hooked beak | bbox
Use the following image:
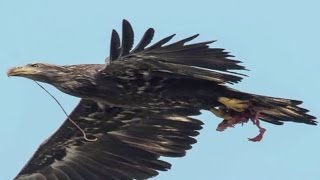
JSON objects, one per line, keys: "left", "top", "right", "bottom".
{"left": 7, "top": 66, "right": 36, "bottom": 77}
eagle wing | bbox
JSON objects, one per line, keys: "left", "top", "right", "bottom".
{"left": 15, "top": 99, "right": 203, "bottom": 180}
{"left": 102, "top": 20, "right": 316, "bottom": 137}
{"left": 105, "top": 19, "right": 246, "bottom": 85}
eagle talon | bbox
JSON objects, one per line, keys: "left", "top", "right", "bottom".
{"left": 210, "top": 107, "right": 232, "bottom": 120}
{"left": 216, "top": 114, "right": 249, "bottom": 132}
{"left": 215, "top": 107, "right": 268, "bottom": 142}
{"left": 248, "top": 128, "right": 266, "bottom": 142}
{"left": 248, "top": 109, "right": 266, "bottom": 142}
{"left": 218, "top": 97, "right": 251, "bottom": 112}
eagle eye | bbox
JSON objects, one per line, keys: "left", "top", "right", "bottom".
{"left": 29, "top": 63, "right": 40, "bottom": 68}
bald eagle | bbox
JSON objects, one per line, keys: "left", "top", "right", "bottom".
{"left": 8, "top": 20, "right": 316, "bottom": 180}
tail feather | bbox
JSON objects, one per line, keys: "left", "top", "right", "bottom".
{"left": 212, "top": 91, "right": 316, "bottom": 142}
{"left": 252, "top": 95, "right": 317, "bottom": 125}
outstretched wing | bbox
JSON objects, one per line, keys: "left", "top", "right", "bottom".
{"left": 15, "top": 100, "right": 203, "bottom": 180}
{"left": 102, "top": 19, "right": 316, "bottom": 137}
{"left": 105, "top": 19, "right": 246, "bottom": 85}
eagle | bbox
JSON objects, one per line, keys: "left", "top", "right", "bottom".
{"left": 8, "top": 20, "right": 316, "bottom": 180}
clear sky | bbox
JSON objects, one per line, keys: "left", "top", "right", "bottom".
{"left": 1, "top": 0, "right": 319, "bottom": 179}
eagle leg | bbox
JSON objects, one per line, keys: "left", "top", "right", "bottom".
{"left": 216, "top": 116, "right": 249, "bottom": 131}
{"left": 218, "top": 97, "right": 250, "bottom": 112}
{"left": 215, "top": 112, "right": 250, "bottom": 132}
{"left": 213, "top": 106, "right": 267, "bottom": 142}
{"left": 248, "top": 110, "right": 266, "bottom": 142}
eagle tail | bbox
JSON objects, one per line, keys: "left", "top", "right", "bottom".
{"left": 212, "top": 91, "right": 316, "bottom": 141}
{"left": 250, "top": 94, "right": 317, "bottom": 125}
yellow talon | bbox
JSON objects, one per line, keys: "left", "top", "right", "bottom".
{"left": 210, "top": 107, "right": 232, "bottom": 120}
{"left": 218, "top": 97, "right": 250, "bottom": 112}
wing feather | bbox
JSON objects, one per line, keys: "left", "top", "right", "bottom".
{"left": 104, "top": 20, "right": 246, "bottom": 84}
{"left": 131, "top": 28, "right": 155, "bottom": 53}
{"left": 145, "top": 34, "right": 176, "bottom": 51}
{"left": 119, "top": 19, "right": 134, "bottom": 57}
{"left": 109, "top": 30, "right": 121, "bottom": 62}
{"left": 15, "top": 100, "right": 203, "bottom": 180}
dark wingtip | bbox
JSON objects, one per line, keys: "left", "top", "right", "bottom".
{"left": 190, "top": 34, "right": 200, "bottom": 39}
{"left": 120, "top": 19, "right": 134, "bottom": 57}
{"left": 122, "top": 19, "right": 130, "bottom": 26}
{"left": 146, "top": 34, "right": 176, "bottom": 51}
{"left": 184, "top": 34, "right": 200, "bottom": 43}
{"left": 109, "top": 29, "right": 121, "bottom": 61}
{"left": 132, "top": 28, "right": 155, "bottom": 53}
{"left": 161, "top": 34, "right": 200, "bottom": 49}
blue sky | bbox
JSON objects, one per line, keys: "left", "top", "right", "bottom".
{"left": 1, "top": 0, "right": 320, "bottom": 179}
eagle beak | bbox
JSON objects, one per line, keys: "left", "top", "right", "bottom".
{"left": 7, "top": 67, "right": 35, "bottom": 77}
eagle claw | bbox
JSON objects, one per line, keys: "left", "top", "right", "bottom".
{"left": 214, "top": 107, "right": 267, "bottom": 142}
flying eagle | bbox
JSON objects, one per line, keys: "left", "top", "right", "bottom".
{"left": 8, "top": 20, "right": 316, "bottom": 180}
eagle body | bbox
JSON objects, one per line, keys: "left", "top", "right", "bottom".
{"left": 51, "top": 64, "right": 103, "bottom": 98}
{"left": 53, "top": 62, "right": 227, "bottom": 110}
{"left": 8, "top": 20, "right": 316, "bottom": 180}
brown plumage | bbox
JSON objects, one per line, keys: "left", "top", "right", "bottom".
{"left": 8, "top": 19, "right": 316, "bottom": 180}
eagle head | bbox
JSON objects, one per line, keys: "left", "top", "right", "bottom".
{"left": 7, "top": 63, "right": 68, "bottom": 83}
{"left": 7, "top": 63, "right": 101, "bottom": 97}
